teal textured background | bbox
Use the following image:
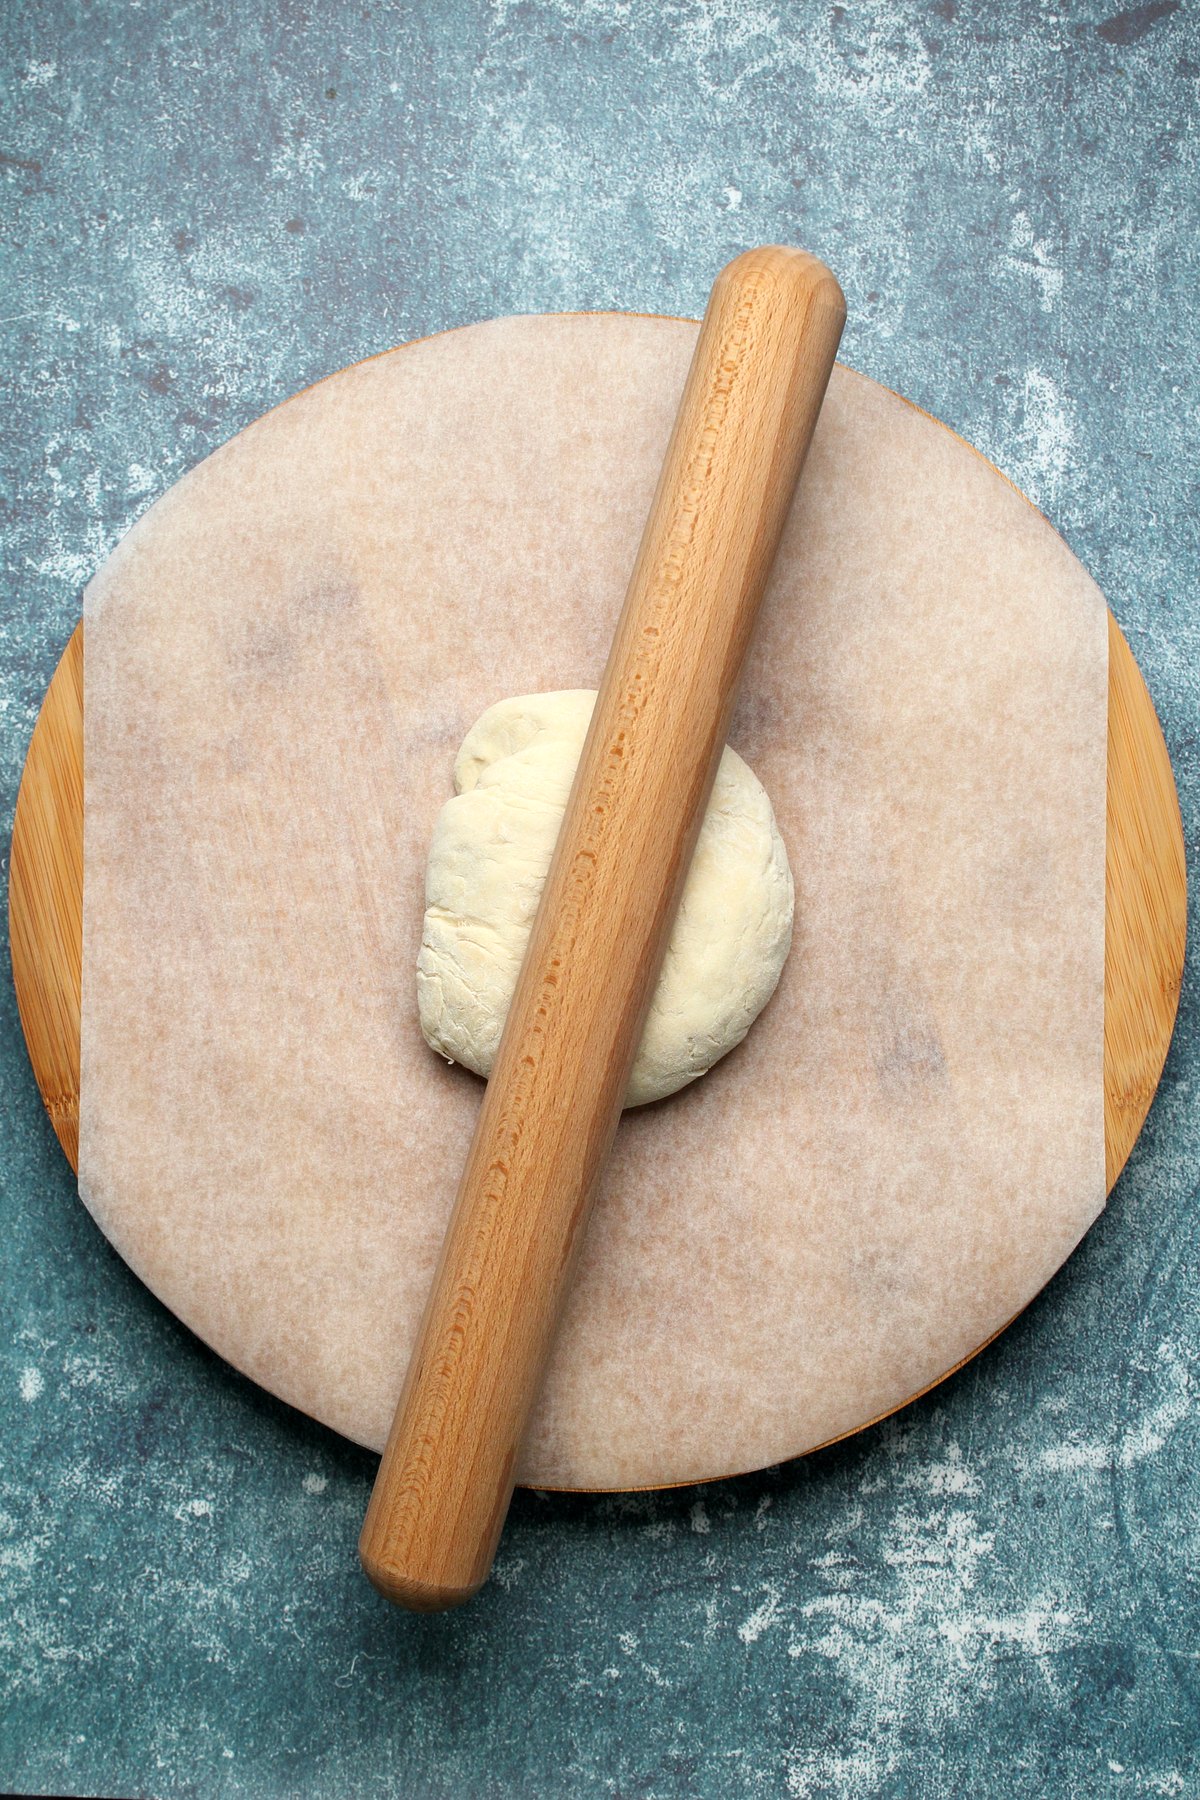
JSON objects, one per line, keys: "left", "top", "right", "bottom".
{"left": 2, "top": 3, "right": 1197, "bottom": 1796}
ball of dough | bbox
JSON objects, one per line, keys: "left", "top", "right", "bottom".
{"left": 417, "top": 691, "right": 794, "bottom": 1107}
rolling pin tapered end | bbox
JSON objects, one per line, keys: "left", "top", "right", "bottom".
{"left": 359, "top": 1546, "right": 482, "bottom": 1613}
{"left": 719, "top": 243, "right": 846, "bottom": 318}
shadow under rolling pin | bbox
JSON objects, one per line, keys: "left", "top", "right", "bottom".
{"left": 359, "top": 245, "right": 846, "bottom": 1610}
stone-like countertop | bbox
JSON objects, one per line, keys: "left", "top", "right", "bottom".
{"left": 1, "top": 4, "right": 1196, "bottom": 1796}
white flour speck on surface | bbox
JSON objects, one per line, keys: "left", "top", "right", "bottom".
{"left": 333, "top": 1652, "right": 379, "bottom": 1689}
{"left": 778, "top": 1431, "right": 1089, "bottom": 1789}
{"left": 126, "top": 463, "right": 160, "bottom": 497}
{"left": 904, "top": 1441, "right": 980, "bottom": 1497}
{"left": 492, "top": 1556, "right": 526, "bottom": 1590}
{"left": 301, "top": 1473, "right": 327, "bottom": 1495}
{"left": 1003, "top": 211, "right": 1065, "bottom": 313}
{"left": 1006, "top": 369, "right": 1075, "bottom": 511}
{"left": 172, "top": 1498, "right": 214, "bottom": 1523}
{"left": 1037, "top": 1339, "right": 1193, "bottom": 1474}
{"left": 1038, "top": 1437, "right": 1113, "bottom": 1473}
{"left": 738, "top": 1582, "right": 782, "bottom": 1646}
{"left": 786, "top": 1742, "right": 889, "bottom": 1798}
{"left": 19, "top": 1367, "right": 44, "bottom": 1403}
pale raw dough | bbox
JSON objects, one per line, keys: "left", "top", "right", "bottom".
{"left": 417, "top": 690, "right": 795, "bottom": 1107}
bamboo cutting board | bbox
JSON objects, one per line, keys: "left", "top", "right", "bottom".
{"left": 6, "top": 339, "right": 1187, "bottom": 1488}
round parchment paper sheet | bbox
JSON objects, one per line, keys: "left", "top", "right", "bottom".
{"left": 79, "top": 314, "right": 1108, "bottom": 1491}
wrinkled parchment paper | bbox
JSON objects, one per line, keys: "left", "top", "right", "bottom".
{"left": 80, "top": 315, "right": 1107, "bottom": 1489}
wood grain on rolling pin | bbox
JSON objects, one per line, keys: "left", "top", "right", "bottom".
{"left": 360, "top": 247, "right": 847, "bottom": 1607}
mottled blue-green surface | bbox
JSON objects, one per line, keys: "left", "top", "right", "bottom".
{"left": 2, "top": 3, "right": 1198, "bottom": 1796}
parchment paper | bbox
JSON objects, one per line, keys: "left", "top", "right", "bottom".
{"left": 80, "top": 314, "right": 1107, "bottom": 1489}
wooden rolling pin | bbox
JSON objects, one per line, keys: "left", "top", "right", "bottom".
{"left": 359, "top": 246, "right": 846, "bottom": 1609}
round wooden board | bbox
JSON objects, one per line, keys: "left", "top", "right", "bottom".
{"left": 7, "top": 382, "right": 1187, "bottom": 1489}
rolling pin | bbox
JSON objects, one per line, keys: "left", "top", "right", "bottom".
{"left": 359, "top": 245, "right": 846, "bottom": 1609}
